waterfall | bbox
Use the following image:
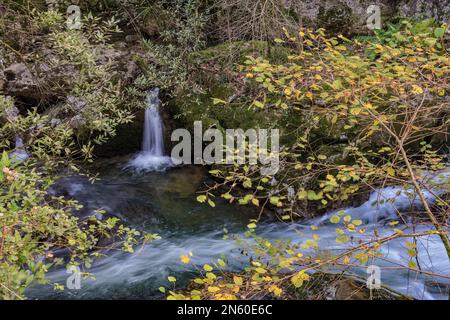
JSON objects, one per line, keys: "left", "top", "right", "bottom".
{"left": 126, "top": 88, "right": 173, "bottom": 172}
{"left": 142, "top": 88, "right": 164, "bottom": 156}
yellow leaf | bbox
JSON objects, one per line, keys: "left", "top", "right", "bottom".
{"left": 387, "top": 167, "right": 395, "bottom": 177}
{"left": 411, "top": 85, "right": 423, "bottom": 95}
{"left": 291, "top": 270, "right": 310, "bottom": 288}
{"left": 330, "top": 215, "right": 340, "bottom": 224}
{"left": 350, "top": 108, "right": 361, "bottom": 115}
{"left": 336, "top": 235, "right": 349, "bottom": 243}
{"left": 297, "top": 190, "right": 308, "bottom": 200}
{"left": 218, "top": 259, "right": 226, "bottom": 267}
{"left": 254, "top": 267, "right": 267, "bottom": 274}
{"left": 212, "top": 98, "right": 227, "bottom": 105}
{"left": 208, "top": 286, "right": 220, "bottom": 293}
{"left": 206, "top": 272, "right": 216, "bottom": 280}
{"left": 180, "top": 255, "right": 190, "bottom": 264}
{"left": 203, "top": 264, "right": 213, "bottom": 272}
{"left": 233, "top": 276, "right": 243, "bottom": 286}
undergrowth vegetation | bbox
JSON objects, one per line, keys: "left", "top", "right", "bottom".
{"left": 199, "top": 20, "right": 449, "bottom": 220}
{"left": 0, "top": 2, "right": 158, "bottom": 299}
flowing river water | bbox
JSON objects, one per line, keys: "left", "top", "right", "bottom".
{"left": 26, "top": 90, "right": 449, "bottom": 300}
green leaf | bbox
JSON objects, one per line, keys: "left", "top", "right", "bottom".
{"left": 434, "top": 27, "right": 445, "bottom": 38}
{"left": 222, "top": 193, "right": 232, "bottom": 200}
{"left": 253, "top": 101, "right": 264, "bottom": 108}
{"left": 207, "top": 199, "right": 216, "bottom": 207}
{"left": 307, "top": 190, "right": 322, "bottom": 200}
{"left": 243, "top": 179, "right": 252, "bottom": 188}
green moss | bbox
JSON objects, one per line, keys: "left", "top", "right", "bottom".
{"left": 190, "top": 40, "right": 295, "bottom": 67}
{"left": 168, "top": 83, "right": 268, "bottom": 133}
{"left": 167, "top": 40, "right": 298, "bottom": 138}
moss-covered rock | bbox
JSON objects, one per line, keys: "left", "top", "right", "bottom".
{"left": 190, "top": 40, "right": 294, "bottom": 67}
{"left": 317, "top": 3, "right": 356, "bottom": 35}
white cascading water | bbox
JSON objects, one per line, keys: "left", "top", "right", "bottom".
{"left": 142, "top": 88, "right": 164, "bottom": 156}
{"left": 126, "top": 88, "right": 172, "bottom": 172}
{"left": 9, "top": 135, "right": 29, "bottom": 163}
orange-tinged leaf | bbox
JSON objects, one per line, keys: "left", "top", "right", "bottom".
{"left": 180, "top": 255, "right": 190, "bottom": 264}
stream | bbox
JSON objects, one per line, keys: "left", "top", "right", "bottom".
{"left": 25, "top": 90, "right": 449, "bottom": 300}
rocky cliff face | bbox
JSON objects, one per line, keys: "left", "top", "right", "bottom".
{"left": 283, "top": 0, "right": 449, "bottom": 35}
